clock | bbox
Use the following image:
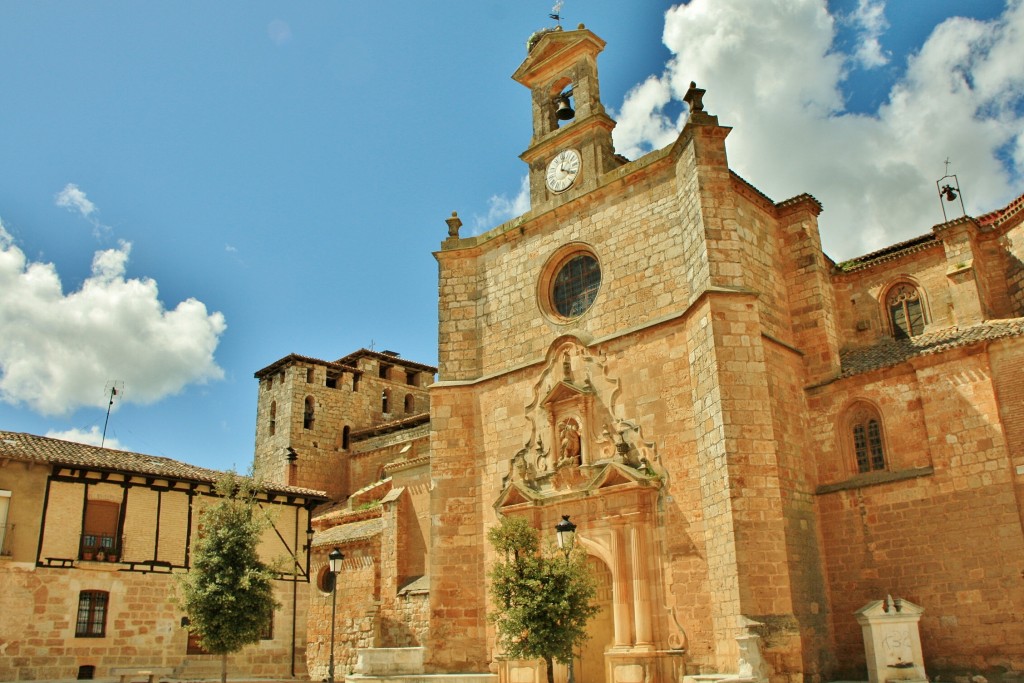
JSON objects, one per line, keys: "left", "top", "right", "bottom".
{"left": 545, "top": 149, "right": 581, "bottom": 193}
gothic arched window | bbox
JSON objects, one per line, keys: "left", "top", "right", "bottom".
{"left": 886, "top": 282, "right": 925, "bottom": 339}
{"left": 845, "top": 403, "right": 887, "bottom": 474}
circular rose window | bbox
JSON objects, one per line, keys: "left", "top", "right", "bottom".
{"left": 551, "top": 252, "right": 601, "bottom": 318}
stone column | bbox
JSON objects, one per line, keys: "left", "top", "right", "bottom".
{"left": 610, "top": 525, "right": 634, "bottom": 648}
{"left": 629, "top": 525, "right": 653, "bottom": 648}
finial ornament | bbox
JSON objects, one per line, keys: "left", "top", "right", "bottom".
{"left": 683, "top": 81, "right": 705, "bottom": 113}
{"left": 445, "top": 211, "right": 462, "bottom": 238}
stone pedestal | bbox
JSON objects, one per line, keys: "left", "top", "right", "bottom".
{"left": 855, "top": 597, "right": 927, "bottom": 683}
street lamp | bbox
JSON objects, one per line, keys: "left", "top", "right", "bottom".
{"left": 554, "top": 515, "right": 578, "bottom": 683}
{"left": 555, "top": 515, "right": 576, "bottom": 558}
{"left": 327, "top": 547, "right": 344, "bottom": 683}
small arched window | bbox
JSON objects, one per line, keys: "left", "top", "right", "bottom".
{"left": 404, "top": 394, "right": 415, "bottom": 413}
{"left": 303, "top": 396, "right": 315, "bottom": 430}
{"left": 886, "top": 282, "right": 925, "bottom": 339}
{"left": 269, "top": 401, "right": 277, "bottom": 436}
{"left": 845, "top": 402, "right": 887, "bottom": 474}
{"left": 342, "top": 426, "right": 350, "bottom": 450}
{"left": 382, "top": 389, "right": 391, "bottom": 414}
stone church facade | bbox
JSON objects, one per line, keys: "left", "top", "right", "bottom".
{"left": 254, "top": 26, "right": 1024, "bottom": 683}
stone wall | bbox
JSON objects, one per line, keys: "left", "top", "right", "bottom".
{"left": 809, "top": 346, "right": 1024, "bottom": 678}
{"left": 254, "top": 357, "right": 431, "bottom": 499}
{"left": 0, "top": 563, "right": 308, "bottom": 681}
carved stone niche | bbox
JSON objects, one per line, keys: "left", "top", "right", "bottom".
{"left": 544, "top": 380, "right": 593, "bottom": 469}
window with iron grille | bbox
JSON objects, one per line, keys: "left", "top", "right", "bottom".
{"left": 851, "top": 417, "right": 884, "bottom": 475}
{"left": 75, "top": 591, "right": 108, "bottom": 638}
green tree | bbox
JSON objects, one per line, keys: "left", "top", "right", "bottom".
{"left": 487, "top": 516, "right": 599, "bottom": 683}
{"left": 176, "top": 473, "right": 279, "bottom": 683}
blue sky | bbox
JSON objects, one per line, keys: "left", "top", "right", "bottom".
{"left": 1, "top": 1, "right": 1021, "bottom": 473}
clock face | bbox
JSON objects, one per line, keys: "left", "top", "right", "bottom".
{"left": 545, "top": 149, "right": 581, "bottom": 193}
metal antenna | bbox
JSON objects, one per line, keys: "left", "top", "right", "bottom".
{"left": 101, "top": 381, "right": 124, "bottom": 448}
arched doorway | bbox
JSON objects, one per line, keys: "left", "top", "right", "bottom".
{"left": 576, "top": 555, "right": 613, "bottom": 683}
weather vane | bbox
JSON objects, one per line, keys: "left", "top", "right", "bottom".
{"left": 550, "top": 0, "right": 564, "bottom": 26}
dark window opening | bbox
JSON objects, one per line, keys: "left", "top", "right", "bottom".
{"left": 352, "top": 374, "right": 360, "bottom": 392}
{"left": 75, "top": 591, "right": 108, "bottom": 638}
{"left": 304, "top": 396, "right": 315, "bottom": 430}
{"left": 342, "top": 426, "right": 350, "bottom": 450}
{"left": 306, "top": 367, "right": 315, "bottom": 383}
{"left": 379, "top": 364, "right": 391, "bottom": 380}
{"left": 269, "top": 401, "right": 276, "bottom": 436}
{"left": 382, "top": 390, "right": 390, "bottom": 414}
{"left": 404, "top": 394, "right": 415, "bottom": 413}
{"left": 406, "top": 371, "right": 418, "bottom": 386}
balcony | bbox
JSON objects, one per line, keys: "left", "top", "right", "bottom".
{"left": 79, "top": 533, "right": 123, "bottom": 562}
{"left": 0, "top": 523, "right": 13, "bottom": 557}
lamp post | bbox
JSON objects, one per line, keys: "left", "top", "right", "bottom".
{"left": 327, "top": 547, "right": 344, "bottom": 683}
{"left": 555, "top": 514, "right": 576, "bottom": 558}
{"left": 554, "top": 515, "right": 577, "bottom": 683}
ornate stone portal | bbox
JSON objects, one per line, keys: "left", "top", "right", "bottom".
{"left": 494, "top": 339, "right": 685, "bottom": 683}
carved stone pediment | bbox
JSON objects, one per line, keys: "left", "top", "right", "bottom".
{"left": 497, "top": 337, "right": 664, "bottom": 508}
{"left": 542, "top": 380, "right": 592, "bottom": 407}
{"left": 496, "top": 460, "right": 661, "bottom": 513}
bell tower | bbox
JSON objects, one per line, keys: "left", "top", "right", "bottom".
{"left": 513, "top": 25, "right": 620, "bottom": 207}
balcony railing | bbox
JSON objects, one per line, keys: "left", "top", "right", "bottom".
{"left": 79, "top": 533, "right": 123, "bottom": 562}
{"left": 0, "top": 523, "right": 13, "bottom": 557}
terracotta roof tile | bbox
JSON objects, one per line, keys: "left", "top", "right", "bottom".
{"left": 0, "top": 431, "right": 327, "bottom": 499}
{"left": 312, "top": 517, "right": 384, "bottom": 546}
{"left": 839, "top": 319, "right": 1024, "bottom": 377}
{"left": 254, "top": 353, "right": 358, "bottom": 379}
{"left": 334, "top": 348, "right": 437, "bottom": 374}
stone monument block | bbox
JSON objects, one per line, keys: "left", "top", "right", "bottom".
{"left": 855, "top": 596, "right": 927, "bottom": 683}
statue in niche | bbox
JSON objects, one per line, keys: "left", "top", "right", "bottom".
{"left": 558, "top": 418, "right": 582, "bottom": 467}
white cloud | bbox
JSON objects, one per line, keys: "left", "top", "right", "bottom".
{"left": 55, "top": 183, "right": 96, "bottom": 217}
{"left": 847, "top": 0, "right": 890, "bottom": 68}
{"left": 46, "top": 426, "right": 126, "bottom": 451}
{"left": 474, "top": 174, "right": 532, "bottom": 233}
{"left": 0, "top": 219, "right": 227, "bottom": 416}
{"left": 55, "top": 183, "right": 111, "bottom": 238}
{"left": 613, "top": 0, "right": 1024, "bottom": 260}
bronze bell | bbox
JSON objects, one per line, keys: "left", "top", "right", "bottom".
{"left": 555, "top": 95, "right": 575, "bottom": 121}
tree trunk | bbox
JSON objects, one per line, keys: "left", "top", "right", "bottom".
{"left": 545, "top": 656, "right": 554, "bottom": 683}
{"left": 221, "top": 652, "right": 228, "bottom": 683}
